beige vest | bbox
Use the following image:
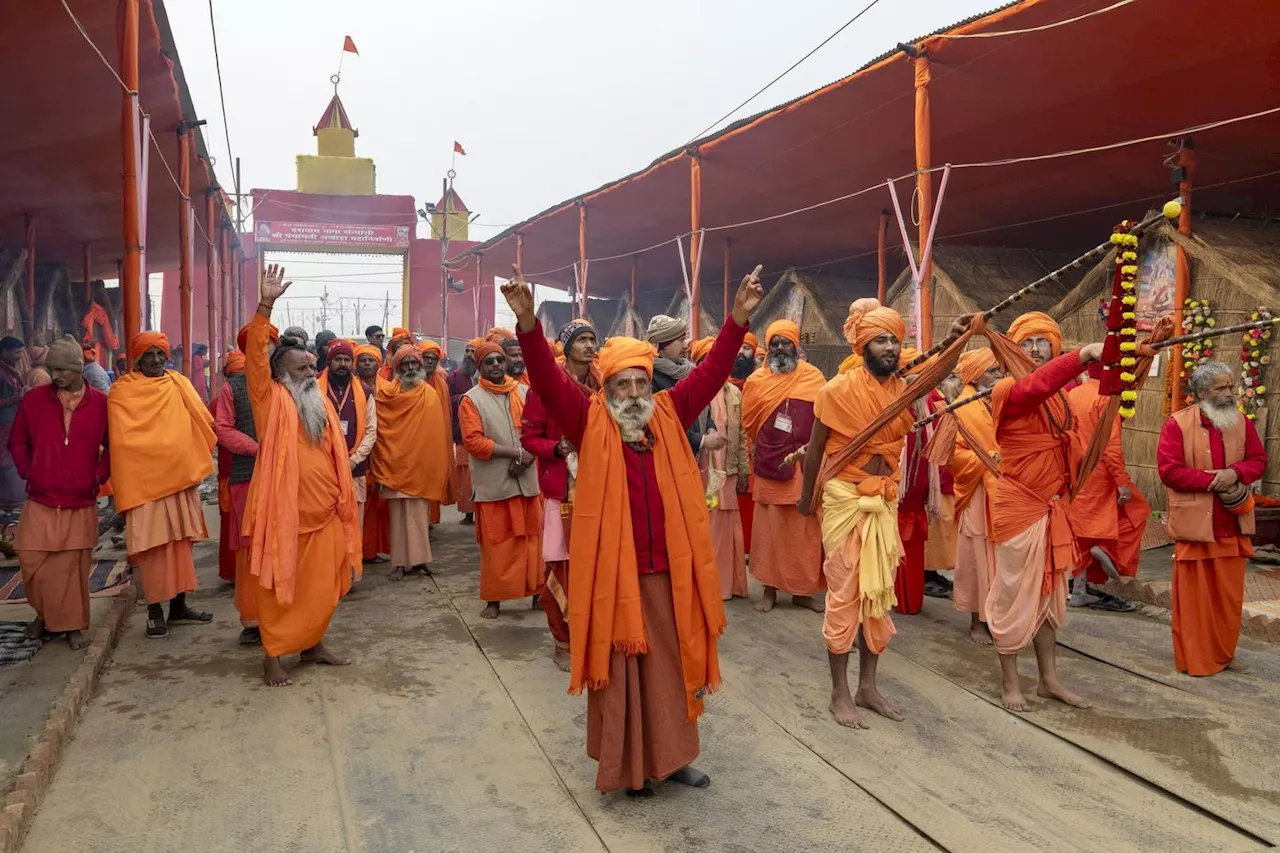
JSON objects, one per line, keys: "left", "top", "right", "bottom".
{"left": 1165, "top": 404, "right": 1255, "bottom": 542}
{"left": 464, "top": 384, "right": 539, "bottom": 503}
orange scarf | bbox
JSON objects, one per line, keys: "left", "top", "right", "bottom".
{"left": 813, "top": 367, "right": 915, "bottom": 501}
{"left": 243, "top": 382, "right": 360, "bottom": 606}
{"left": 477, "top": 375, "right": 525, "bottom": 424}
{"left": 429, "top": 370, "right": 455, "bottom": 502}
{"left": 950, "top": 384, "right": 1000, "bottom": 519}
{"left": 569, "top": 393, "right": 725, "bottom": 721}
{"left": 317, "top": 370, "right": 367, "bottom": 450}
{"left": 371, "top": 378, "right": 449, "bottom": 500}
{"left": 107, "top": 371, "right": 216, "bottom": 512}
{"left": 741, "top": 360, "right": 826, "bottom": 444}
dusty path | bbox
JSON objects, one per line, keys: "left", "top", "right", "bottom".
{"left": 21, "top": 512, "right": 1278, "bottom": 852}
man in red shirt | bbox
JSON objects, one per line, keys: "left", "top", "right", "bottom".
{"left": 9, "top": 337, "right": 110, "bottom": 650}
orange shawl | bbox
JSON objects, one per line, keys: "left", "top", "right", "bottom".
{"left": 569, "top": 393, "right": 724, "bottom": 722}
{"left": 107, "top": 370, "right": 216, "bottom": 512}
{"left": 741, "top": 360, "right": 826, "bottom": 443}
{"left": 813, "top": 367, "right": 914, "bottom": 501}
{"left": 430, "top": 368, "right": 455, "bottom": 502}
{"left": 951, "top": 384, "right": 1000, "bottom": 519}
{"left": 243, "top": 381, "right": 360, "bottom": 606}
{"left": 317, "top": 370, "right": 367, "bottom": 447}
{"left": 371, "top": 378, "right": 449, "bottom": 500}
{"left": 477, "top": 375, "right": 526, "bottom": 424}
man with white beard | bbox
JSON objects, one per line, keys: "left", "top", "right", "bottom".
{"left": 508, "top": 262, "right": 764, "bottom": 797}
{"left": 1158, "top": 360, "right": 1266, "bottom": 676}
{"left": 242, "top": 266, "right": 362, "bottom": 686}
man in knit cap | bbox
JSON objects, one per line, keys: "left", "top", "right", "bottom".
{"left": 646, "top": 314, "right": 714, "bottom": 455}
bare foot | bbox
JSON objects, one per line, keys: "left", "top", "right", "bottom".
{"left": 792, "top": 595, "right": 825, "bottom": 613}
{"left": 755, "top": 587, "right": 777, "bottom": 613}
{"left": 24, "top": 617, "right": 45, "bottom": 641}
{"left": 389, "top": 566, "right": 406, "bottom": 582}
{"left": 66, "top": 630, "right": 89, "bottom": 651}
{"left": 829, "top": 691, "right": 868, "bottom": 729}
{"left": 969, "top": 622, "right": 994, "bottom": 646}
{"left": 301, "top": 643, "right": 352, "bottom": 666}
{"left": 553, "top": 646, "right": 571, "bottom": 672}
{"left": 1036, "top": 681, "right": 1091, "bottom": 709}
{"left": 263, "top": 656, "right": 293, "bottom": 687}
{"left": 1226, "top": 657, "right": 1252, "bottom": 674}
{"left": 480, "top": 602, "right": 500, "bottom": 619}
{"left": 1002, "top": 685, "right": 1031, "bottom": 712}
{"left": 855, "top": 687, "right": 904, "bottom": 721}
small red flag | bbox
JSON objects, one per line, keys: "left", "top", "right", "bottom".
{"left": 453, "top": 141, "right": 467, "bottom": 156}
{"left": 343, "top": 36, "right": 359, "bottom": 55}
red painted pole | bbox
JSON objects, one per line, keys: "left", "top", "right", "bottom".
{"left": 178, "top": 129, "right": 193, "bottom": 378}
{"left": 206, "top": 191, "right": 219, "bottom": 397}
{"left": 689, "top": 153, "right": 702, "bottom": 337}
{"left": 120, "top": 0, "right": 141, "bottom": 349}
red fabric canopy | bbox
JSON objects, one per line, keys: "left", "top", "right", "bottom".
{"left": 461, "top": 0, "right": 1280, "bottom": 299}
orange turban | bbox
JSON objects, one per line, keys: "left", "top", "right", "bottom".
{"left": 853, "top": 307, "right": 905, "bottom": 351}
{"left": 486, "top": 327, "right": 514, "bottom": 344}
{"left": 473, "top": 341, "right": 504, "bottom": 364}
{"left": 764, "top": 320, "right": 800, "bottom": 348}
{"left": 466, "top": 337, "right": 485, "bottom": 349}
{"left": 224, "top": 350, "right": 247, "bottom": 375}
{"left": 743, "top": 332, "right": 759, "bottom": 350}
{"left": 754, "top": 346, "right": 766, "bottom": 358}
{"left": 842, "top": 297, "right": 882, "bottom": 347}
{"left": 391, "top": 346, "right": 423, "bottom": 371}
{"left": 957, "top": 348, "right": 997, "bottom": 385}
{"left": 689, "top": 336, "right": 715, "bottom": 364}
{"left": 238, "top": 322, "right": 279, "bottom": 353}
{"left": 596, "top": 337, "right": 656, "bottom": 382}
{"left": 128, "top": 331, "right": 170, "bottom": 364}
{"left": 354, "top": 344, "right": 382, "bottom": 365}
{"left": 1007, "top": 311, "right": 1062, "bottom": 357}
{"left": 418, "top": 340, "right": 443, "bottom": 358}
{"left": 391, "top": 327, "right": 411, "bottom": 340}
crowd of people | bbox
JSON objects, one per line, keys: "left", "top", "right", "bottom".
{"left": 2, "top": 260, "right": 1265, "bottom": 797}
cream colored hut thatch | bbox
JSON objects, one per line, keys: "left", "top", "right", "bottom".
{"left": 752, "top": 269, "right": 877, "bottom": 377}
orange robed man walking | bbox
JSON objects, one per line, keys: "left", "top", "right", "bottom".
{"left": 318, "top": 339, "right": 377, "bottom": 584}
{"left": 950, "top": 347, "right": 1002, "bottom": 645}
{"left": 1066, "top": 362, "right": 1150, "bottom": 609}
{"left": 244, "top": 266, "right": 362, "bottom": 686}
{"left": 742, "top": 319, "right": 828, "bottom": 613}
{"left": 460, "top": 341, "right": 543, "bottom": 618}
{"left": 108, "top": 332, "right": 216, "bottom": 639}
{"left": 508, "top": 262, "right": 763, "bottom": 796}
{"left": 987, "top": 312, "right": 1101, "bottom": 712}
{"left": 1158, "top": 361, "right": 1266, "bottom": 676}
{"left": 354, "top": 344, "right": 391, "bottom": 561}
{"left": 371, "top": 346, "right": 450, "bottom": 581}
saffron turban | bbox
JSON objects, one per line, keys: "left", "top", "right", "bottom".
{"left": 354, "top": 344, "right": 382, "bottom": 365}
{"left": 224, "top": 350, "right": 247, "bottom": 374}
{"left": 597, "top": 337, "right": 656, "bottom": 382}
{"left": 853, "top": 307, "right": 905, "bottom": 351}
{"left": 765, "top": 319, "right": 800, "bottom": 348}
{"left": 957, "top": 348, "right": 997, "bottom": 385}
{"left": 743, "top": 332, "right": 759, "bottom": 350}
{"left": 486, "top": 327, "right": 514, "bottom": 344}
{"left": 842, "top": 297, "right": 882, "bottom": 347}
{"left": 391, "top": 327, "right": 412, "bottom": 340}
{"left": 1007, "top": 311, "right": 1062, "bottom": 357}
{"left": 327, "top": 339, "right": 354, "bottom": 361}
{"left": 473, "top": 341, "right": 504, "bottom": 364}
{"left": 391, "top": 346, "right": 423, "bottom": 371}
{"left": 755, "top": 346, "right": 766, "bottom": 358}
{"left": 466, "top": 337, "right": 485, "bottom": 349}
{"left": 129, "top": 331, "right": 170, "bottom": 363}
{"left": 418, "top": 340, "right": 444, "bottom": 358}
{"left": 238, "top": 322, "right": 279, "bottom": 352}
{"left": 689, "top": 336, "right": 715, "bottom": 364}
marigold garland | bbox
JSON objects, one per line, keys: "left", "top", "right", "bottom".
{"left": 1180, "top": 297, "right": 1216, "bottom": 405}
{"left": 1237, "top": 306, "right": 1273, "bottom": 420}
{"left": 1101, "top": 221, "right": 1142, "bottom": 418}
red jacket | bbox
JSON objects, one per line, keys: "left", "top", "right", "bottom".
{"left": 9, "top": 384, "right": 110, "bottom": 508}
{"left": 522, "top": 371, "right": 598, "bottom": 501}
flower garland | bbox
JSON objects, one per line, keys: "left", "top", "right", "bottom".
{"left": 1103, "top": 221, "right": 1141, "bottom": 418}
{"left": 1238, "top": 307, "right": 1272, "bottom": 420}
{"left": 1180, "top": 297, "right": 1216, "bottom": 405}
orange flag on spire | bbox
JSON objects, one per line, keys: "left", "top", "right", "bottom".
{"left": 343, "top": 36, "right": 359, "bottom": 54}
{"left": 453, "top": 141, "right": 467, "bottom": 156}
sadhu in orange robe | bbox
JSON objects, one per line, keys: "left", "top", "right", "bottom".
{"left": 108, "top": 332, "right": 215, "bottom": 607}
{"left": 460, "top": 342, "right": 543, "bottom": 603}
{"left": 242, "top": 315, "right": 361, "bottom": 659}
{"left": 417, "top": 340, "right": 456, "bottom": 525}
{"left": 355, "top": 344, "right": 392, "bottom": 561}
{"left": 949, "top": 348, "right": 1001, "bottom": 624}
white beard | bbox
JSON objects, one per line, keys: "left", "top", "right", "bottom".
{"left": 1201, "top": 399, "right": 1242, "bottom": 432}
{"left": 606, "top": 394, "right": 655, "bottom": 444}
{"left": 768, "top": 352, "right": 798, "bottom": 374}
{"left": 285, "top": 376, "right": 328, "bottom": 442}
{"left": 399, "top": 371, "right": 424, "bottom": 389}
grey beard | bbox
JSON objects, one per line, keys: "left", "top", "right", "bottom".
{"left": 606, "top": 394, "right": 655, "bottom": 443}
{"left": 399, "top": 371, "right": 424, "bottom": 389}
{"left": 285, "top": 376, "right": 328, "bottom": 443}
{"left": 1202, "top": 398, "right": 1242, "bottom": 432}
{"left": 768, "top": 352, "right": 798, "bottom": 374}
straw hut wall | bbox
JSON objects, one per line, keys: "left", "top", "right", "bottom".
{"left": 885, "top": 245, "right": 1081, "bottom": 348}
{"left": 607, "top": 296, "right": 644, "bottom": 338}
{"left": 535, "top": 296, "right": 620, "bottom": 340}
{"left": 753, "top": 269, "right": 876, "bottom": 377}
{"left": 1049, "top": 215, "right": 1280, "bottom": 510}
{"left": 660, "top": 290, "right": 720, "bottom": 343}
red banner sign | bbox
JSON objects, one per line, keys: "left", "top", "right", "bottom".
{"left": 255, "top": 221, "right": 411, "bottom": 252}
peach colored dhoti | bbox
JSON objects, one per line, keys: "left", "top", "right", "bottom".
{"left": 952, "top": 484, "right": 995, "bottom": 622}
{"left": 15, "top": 502, "right": 97, "bottom": 632}
{"left": 820, "top": 482, "right": 898, "bottom": 656}
{"left": 986, "top": 514, "right": 1068, "bottom": 655}
{"left": 383, "top": 490, "right": 433, "bottom": 567}
{"left": 125, "top": 487, "right": 206, "bottom": 605}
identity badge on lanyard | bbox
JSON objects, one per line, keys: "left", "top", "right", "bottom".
{"left": 340, "top": 420, "right": 350, "bottom": 436}
{"left": 774, "top": 411, "right": 793, "bottom": 434}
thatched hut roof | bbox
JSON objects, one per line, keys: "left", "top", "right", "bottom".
{"left": 535, "top": 297, "right": 621, "bottom": 338}
{"left": 754, "top": 269, "right": 877, "bottom": 340}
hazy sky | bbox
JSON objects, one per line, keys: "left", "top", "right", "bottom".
{"left": 165, "top": 0, "right": 997, "bottom": 330}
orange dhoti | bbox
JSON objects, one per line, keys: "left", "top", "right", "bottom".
{"left": 362, "top": 478, "right": 390, "bottom": 561}
{"left": 234, "top": 549, "right": 257, "bottom": 624}
{"left": 925, "top": 493, "right": 955, "bottom": 571}
{"left": 587, "top": 572, "right": 700, "bottom": 792}
{"left": 429, "top": 500, "right": 441, "bottom": 525}
{"left": 711, "top": 501, "right": 747, "bottom": 601}
{"left": 256, "top": 515, "right": 348, "bottom": 658}
{"left": 1076, "top": 492, "right": 1150, "bottom": 584}
{"left": 1172, "top": 537, "right": 1250, "bottom": 676}
{"left": 386, "top": 492, "right": 433, "bottom": 567}
{"left": 126, "top": 487, "right": 206, "bottom": 605}
{"left": 952, "top": 484, "right": 995, "bottom": 622}
{"left": 750, "top": 470, "right": 823, "bottom": 596}
{"left": 894, "top": 508, "right": 927, "bottom": 615}
{"left": 821, "top": 518, "right": 898, "bottom": 655}
{"left": 15, "top": 502, "right": 96, "bottom": 632}
{"left": 453, "top": 443, "right": 474, "bottom": 514}
{"left": 820, "top": 481, "right": 898, "bottom": 656}
{"left": 476, "top": 495, "right": 543, "bottom": 601}
{"left": 987, "top": 514, "right": 1068, "bottom": 655}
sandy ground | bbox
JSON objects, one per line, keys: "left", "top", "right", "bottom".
{"left": 19, "top": 507, "right": 1280, "bottom": 853}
